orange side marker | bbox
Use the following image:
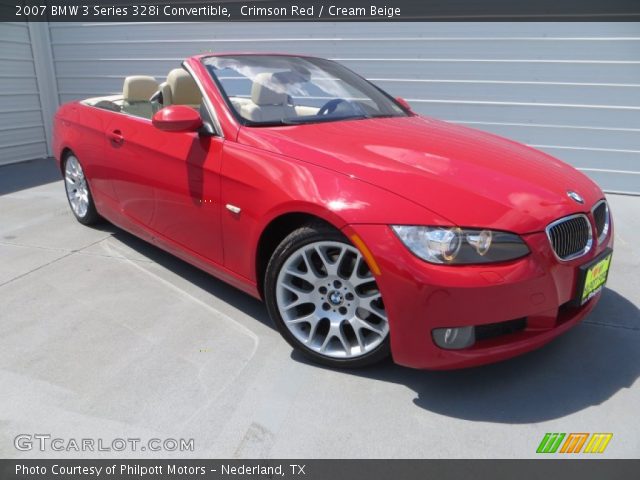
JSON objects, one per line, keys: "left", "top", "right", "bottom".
{"left": 350, "top": 234, "right": 382, "bottom": 276}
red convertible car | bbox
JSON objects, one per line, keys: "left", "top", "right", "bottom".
{"left": 53, "top": 53, "right": 613, "bottom": 369}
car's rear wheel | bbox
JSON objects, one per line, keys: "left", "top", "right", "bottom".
{"left": 63, "top": 154, "right": 100, "bottom": 225}
{"left": 265, "top": 223, "right": 390, "bottom": 368}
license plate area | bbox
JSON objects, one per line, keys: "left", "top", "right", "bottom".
{"left": 575, "top": 248, "right": 613, "bottom": 306}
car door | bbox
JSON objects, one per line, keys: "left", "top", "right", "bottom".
{"left": 105, "top": 114, "right": 156, "bottom": 226}
{"left": 105, "top": 113, "right": 224, "bottom": 264}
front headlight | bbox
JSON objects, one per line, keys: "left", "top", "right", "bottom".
{"left": 391, "top": 226, "right": 529, "bottom": 264}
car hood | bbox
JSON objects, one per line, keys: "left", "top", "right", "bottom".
{"left": 237, "top": 115, "right": 603, "bottom": 234}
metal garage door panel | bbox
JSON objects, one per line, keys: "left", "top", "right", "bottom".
{"left": 51, "top": 38, "right": 640, "bottom": 62}
{"left": 418, "top": 103, "right": 640, "bottom": 130}
{"left": 455, "top": 123, "right": 640, "bottom": 153}
{"left": 46, "top": 22, "right": 640, "bottom": 193}
{"left": 375, "top": 82, "right": 640, "bottom": 108}
{"left": 342, "top": 60, "right": 640, "bottom": 85}
{"left": 0, "top": 23, "right": 47, "bottom": 166}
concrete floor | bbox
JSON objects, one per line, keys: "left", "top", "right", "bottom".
{"left": 1, "top": 159, "right": 638, "bottom": 458}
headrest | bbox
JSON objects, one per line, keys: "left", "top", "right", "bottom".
{"left": 123, "top": 76, "right": 158, "bottom": 102}
{"left": 167, "top": 68, "right": 202, "bottom": 106}
{"left": 158, "top": 82, "right": 172, "bottom": 105}
{"left": 251, "top": 73, "right": 288, "bottom": 106}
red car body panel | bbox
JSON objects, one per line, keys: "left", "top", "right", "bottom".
{"left": 237, "top": 115, "right": 603, "bottom": 234}
{"left": 344, "top": 224, "right": 612, "bottom": 369}
{"left": 52, "top": 54, "right": 613, "bottom": 369}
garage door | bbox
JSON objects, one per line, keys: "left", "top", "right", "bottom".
{"left": 47, "top": 22, "right": 640, "bottom": 194}
{"left": 0, "top": 23, "right": 48, "bottom": 166}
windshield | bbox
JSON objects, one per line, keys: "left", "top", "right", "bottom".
{"left": 203, "top": 55, "right": 409, "bottom": 126}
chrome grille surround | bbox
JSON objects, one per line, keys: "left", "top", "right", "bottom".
{"left": 545, "top": 213, "right": 593, "bottom": 262}
{"left": 592, "top": 199, "right": 610, "bottom": 245}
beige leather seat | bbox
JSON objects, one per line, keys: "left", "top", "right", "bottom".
{"left": 161, "top": 68, "right": 202, "bottom": 108}
{"left": 240, "top": 73, "right": 296, "bottom": 122}
{"left": 122, "top": 75, "right": 158, "bottom": 118}
{"left": 229, "top": 97, "right": 253, "bottom": 112}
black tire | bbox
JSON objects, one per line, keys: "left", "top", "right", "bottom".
{"left": 62, "top": 153, "right": 101, "bottom": 226}
{"left": 264, "top": 222, "right": 390, "bottom": 368}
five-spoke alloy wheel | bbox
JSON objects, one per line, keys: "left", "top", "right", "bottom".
{"left": 265, "top": 223, "right": 390, "bottom": 367}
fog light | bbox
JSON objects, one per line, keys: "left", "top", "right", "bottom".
{"left": 432, "top": 326, "right": 475, "bottom": 349}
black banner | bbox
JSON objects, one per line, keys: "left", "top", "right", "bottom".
{"left": 2, "top": 460, "right": 640, "bottom": 480}
{"left": 2, "top": 0, "right": 640, "bottom": 22}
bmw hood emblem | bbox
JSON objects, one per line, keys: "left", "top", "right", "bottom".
{"left": 567, "top": 190, "right": 584, "bottom": 204}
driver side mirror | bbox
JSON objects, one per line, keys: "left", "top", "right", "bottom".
{"left": 395, "top": 97, "right": 413, "bottom": 112}
{"left": 152, "top": 105, "right": 203, "bottom": 133}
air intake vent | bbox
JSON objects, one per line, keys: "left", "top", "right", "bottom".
{"left": 475, "top": 317, "right": 527, "bottom": 342}
{"left": 592, "top": 200, "right": 610, "bottom": 244}
{"left": 546, "top": 214, "right": 592, "bottom": 261}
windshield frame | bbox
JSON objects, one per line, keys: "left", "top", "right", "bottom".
{"left": 201, "top": 54, "right": 413, "bottom": 127}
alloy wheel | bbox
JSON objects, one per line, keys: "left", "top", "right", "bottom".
{"left": 275, "top": 240, "right": 389, "bottom": 359}
{"left": 64, "top": 156, "right": 89, "bottom": 218}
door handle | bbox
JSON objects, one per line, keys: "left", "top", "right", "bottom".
{"left": 108, "top": 129, "right": 124, "bottom": 145}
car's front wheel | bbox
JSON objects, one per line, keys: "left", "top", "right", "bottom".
{"left": 63, "top": 153, "right": 100, "bottom": 225}
{"left": 265, "top": 223, "right": 390, "bottom": 368}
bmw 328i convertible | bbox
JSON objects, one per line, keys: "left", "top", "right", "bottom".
{"left": 53, "top": 54, "right": 613, "bottom": 369}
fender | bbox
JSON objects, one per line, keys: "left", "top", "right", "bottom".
{"left": 220, "top": 138, "right": 448, "bottom": 283}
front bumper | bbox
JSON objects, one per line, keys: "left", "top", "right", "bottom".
{"left": 343, "top": 221, "right": 613, "bottom": 370}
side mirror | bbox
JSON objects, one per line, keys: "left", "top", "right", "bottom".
{"left": 152, "top": 105, "right": 203, "bottom": 133}
{"left": 395, "top": 97, "right": 413, "bottom": 112}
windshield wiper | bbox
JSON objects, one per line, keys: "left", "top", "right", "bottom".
{"left": 368, "top": 114, "right": 402, "bottom": 119}
{"left": 243, "top": 114, "right": 374, "bottom": 128}
{"left": 244, "top": 120, "right": 291, "bottom": 127}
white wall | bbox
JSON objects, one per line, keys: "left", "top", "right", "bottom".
{"left": 2, "top": 21, "right": 640, "bottom": 194}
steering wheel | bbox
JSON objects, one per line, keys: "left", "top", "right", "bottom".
{"left": 317, "top": 98, "right": 351, "bottom": 116}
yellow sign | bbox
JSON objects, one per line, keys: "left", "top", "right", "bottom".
{"left": 582, "top": 254, "right": 612, "bottom": 304}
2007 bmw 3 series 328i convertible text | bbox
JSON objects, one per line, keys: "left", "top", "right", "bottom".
{"left": 53, "top": 54, "right": 613, "bottom": 369}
